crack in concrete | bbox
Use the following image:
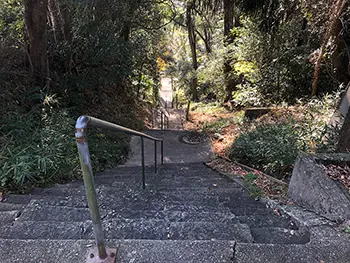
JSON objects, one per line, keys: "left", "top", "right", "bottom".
{"left": 231, "top": 241, "right": 237, "bottom": 263}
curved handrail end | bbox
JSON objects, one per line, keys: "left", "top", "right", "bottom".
{"left": 76, "top": 115, "right": 91, "bottom": 129}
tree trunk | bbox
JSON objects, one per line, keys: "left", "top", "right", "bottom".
{"left": 186, "top": 1, "right": 199, "bottom": 101}
{"left": 121, "top": 0, "right": 141, "bottom": 41}
{"left": 223, "top": 0, "right": 235, "bottom": 103}
{"left": 311, "top": 0, "right": 347, "bottom": 96}
{"left": 186, "top": 99, "right": 191, "bottom": 121}
{"left": 25, "top": 0, "right": 49, "bottom": 87}
{"left": 48, "top": 0, "right": 73, "bottom": 74}
{"left": 204, "top": 27, "right": 212, "bottom": 54}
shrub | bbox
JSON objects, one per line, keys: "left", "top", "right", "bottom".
{"left": 229, "top": 123, "right": 303, "bottom": 179}
{"left": 0, "top": 109, "right": 129, "bottom": 191}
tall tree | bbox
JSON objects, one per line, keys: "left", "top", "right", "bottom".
{"left": 25, "top": 0, "right": 49, "bottom": 86}
{"left": 48, "top": 0, "right": 73, "bottom": 74}
{"left": 311, "top": 0, "right": 347, "bottom": 96}
{"left": 223, "top": 0, "right": 235, "bottom": 102}
{"left": 186, "top": 0, "right": 199, "bottom": 101}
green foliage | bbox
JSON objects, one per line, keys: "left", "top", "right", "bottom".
{"left": 229, "top": 92, "right": 343, "bottom": 179}
{"left": 0, "top": 109, "right": 129, "bottom": 191}
{"left": 229, "top": 123, "right": 303, "bottom": 179}
{"left": 231, "top": 83, "right": 264, "bottom": 107}
{"left": 0, "top": 0, "right": 23, "bottom": 42}
{"left": 344, "top": 227, "right": 350, "bottom": 234}
{"left": 202, "top": 118, "right": 232, "bottom": 134}
{"left": 243, "top": 173, "right": 264, "bottom": 198}
{"left": 191, "top": 101, "right": 225, "bottom": 114}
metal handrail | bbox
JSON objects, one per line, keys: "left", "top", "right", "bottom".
{"left": 153, "top": 108, "right": 169, "bottom": 130}
{"left": 75, "top": 115, "right": 164, "bottom": 262}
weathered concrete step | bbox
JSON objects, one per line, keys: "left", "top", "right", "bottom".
{"left": 81, "top": 175, "right": 234, "bottom": 188}
{"left": 30, "top": 183, "right": 134, "bottom": 196}
{"left": 30, "top": 196, "right": 223, "bottom": 210}
{"left": 0, "top": 210, "right": 21, "bottom": 222}
{"left": 250, "top": 227, "right": 310, "bottom": 244}
{"left": 0, "top": 221, "right": 84, "bottom": 239}
{"left": 1, "top": 238, "right": 349, "bottom": 263}
{"left": 93, "top": 220, "right": 252, "bottom": 241}
{"left": 237, "top": 215, "right": 297, "bottom": 229}
{"left": 0, "top": 202, "right": 26, "bottom": 211}
{"left": 8, "top": 189, "right": 222, "bottom": 209}
{"left": 0, "top": 239, "right": 236, "bottom": 263}
{"left": 169, "top": 222, "right": 253, "bottom": 242}
{"left": 2, "top": 194, "right": 38, "bottom": 205}
{"left": 148, "top": 182, "right": 239, "bottom": 189}
{"left": 0, "top": 219, "right": 251, "bottom": 241}
{"left": 95, "top": 172, "right": 231, "bottom": 182}
{"left": 18, "top": 201, "right": 232, "bottom": 222}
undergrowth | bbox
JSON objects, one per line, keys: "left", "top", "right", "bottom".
{"left": 0, "top": 108, "right": 130, "bottom": 192}
{"left": 228, "top": 93, "right": 343, "bottom": 179}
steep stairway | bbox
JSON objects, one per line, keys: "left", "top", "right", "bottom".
{"left": 0, "top": 130, "right": 349, "bottom": 262}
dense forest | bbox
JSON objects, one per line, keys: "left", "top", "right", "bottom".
{"left": 1, "top": 0, "right": 349, "bottom": 190}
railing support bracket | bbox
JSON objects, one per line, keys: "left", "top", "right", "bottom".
{"left": 86, "top": 247, "right": 116, "bottom": 263}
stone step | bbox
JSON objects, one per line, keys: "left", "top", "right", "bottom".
{"left": 18, "top": 201, "right": 232, "bottom": 222}
{"left": 250, "top": 227, "right": 310, "bottom": 244}
{"left": 169, "top": 222, "right": 253, "bottom": 242}
{"left": 0, "top": 202, "right": 26, "bottom": 211}
{"left": 79, "top": 175, "right": 235, "bottom": 188}
{"left": 8, "top": 189, "right": 222, "bottom": 209}
{"left": 237, "top": 215, "right": 297, "bottom": 229}
{"left": 0, "top": 239, "right": 236, "bottom": 263}
{"left": 0, "top": 219, "right": 251, "bottom": 241}
{"left": 0, "top": 210, "right": 21, "bottom": 222}
{"left": 0, "top": 221, "right": 84, "bottom": 239}
{"left": 28, "top": 195, "right": 223, "bottom": 209}
{"left": 1, "top": 238, "right": 350, "bottom": 263}
{"left": 2, "top": 194, "right": 37, "bottom": 205}
{"left": 30, "top": 183, "right": 133, "bottom": 196}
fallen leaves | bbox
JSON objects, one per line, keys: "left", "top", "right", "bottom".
{"left": 322, "top": 163, "right": 350, "bottom": 191}
{"left": 206, "top": 158, "right": 289, "bottom": 201}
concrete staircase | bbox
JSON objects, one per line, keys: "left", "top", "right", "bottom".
{"left": 0, "top": 130, "right": 349, "bottom": 262}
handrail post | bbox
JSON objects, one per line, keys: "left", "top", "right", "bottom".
{"left": 75, "top": 117, "right": 116, "bottom": 263}
{"left": 161, "top": 140, "right": 164, "bottom": 165}
{"left": 151, "top": 109, "right": 154, "bottom": 128}
{"left": 141, "top": 136, "right": 145, "bottom": 189}
{"left": 154, "top": 141, "right": 157, "bottom": 173}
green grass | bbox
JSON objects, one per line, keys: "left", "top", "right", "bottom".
{"left": 191, "top": 102, "right": 227, "bottom": 114}
{"left": 243, "top": 173, "right": 264, "bottom": 198}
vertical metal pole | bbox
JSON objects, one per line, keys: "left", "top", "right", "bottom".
{"left": 75, "top": 120, "right": 107, "bottom": 260}
{"left": 151, "top": 109, "right": 154, "bottom": 128}
{"left": 141, "top": 136, "right": 145, "bottom": 189}
{"left": 161, "top": 140, "right": 164, "bottom": 165}
{"left": 154, "top": 141, "right": 157, "bottom": 173}
{"left": 160, "top": 112, "right": 164, "bottom": 130}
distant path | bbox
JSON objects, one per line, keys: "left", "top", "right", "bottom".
{"left": 160, "top": 78, "right": 172, "bottom": 108}
{"left": 157, "top": 77, "right": 185, "bottom": 130}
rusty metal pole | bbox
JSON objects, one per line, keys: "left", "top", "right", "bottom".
{"left": 75, "top": 116, "right": 116, "bottom": 263}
